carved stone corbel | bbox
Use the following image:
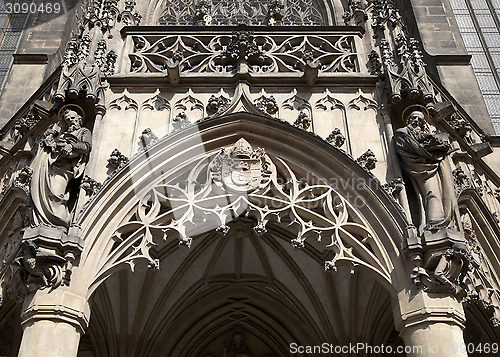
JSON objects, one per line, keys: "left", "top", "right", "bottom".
{"left": 303, "top": 57, "right": 319, "bottom": 86}
{"left": 164, "top": 51, "right": 183, "bottom": 85}
{"left": 7, "top": 227, "right": 84, "bottom": 298}
{"left": 409, "top": 243, "right": 471, "bottom": 298}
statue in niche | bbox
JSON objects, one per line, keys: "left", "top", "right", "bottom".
{"left": 30, "top": 105, "right": 92, "bottom": 230}
{"left": 394, "top": 107, "right": 455, "bottom": 233}
{"left": 223, "top": 332, "right": 252, "bottom": 357}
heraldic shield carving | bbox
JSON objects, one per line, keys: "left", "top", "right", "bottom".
{"left": 211, "top": 138, "right": 272, "bottom": 193}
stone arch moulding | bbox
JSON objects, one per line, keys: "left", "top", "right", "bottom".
{"left": 72, "top": 112, "right": 410, "bottom": 301}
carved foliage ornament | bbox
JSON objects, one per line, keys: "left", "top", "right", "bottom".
{"left": 93, "top": 139, "right": 391, "bottom": 287}
{"left": 206, "top": 94, "right": 230, "bottom": 116}
{"left": 107, "top": 148, "right": 130, "bottom": 170}
{"left": 325, "top": 128, "right": 346, "bottom": 148}
{"left": 254, "top": 94, "right": 278, "bottom": 116}
{"left": 356, "top": 149, "right": 377, "bottom": 171}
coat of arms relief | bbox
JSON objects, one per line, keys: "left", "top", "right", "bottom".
{"left": 211, "top": 138, "right": 272, "bottom": 193}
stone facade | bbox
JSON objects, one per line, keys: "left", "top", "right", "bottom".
{"left": 0, "top": 0, "right": 499, "bottom": 356}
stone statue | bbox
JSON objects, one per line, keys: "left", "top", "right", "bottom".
{"left": 30, "top": 105, "right": 92, "bottom": 230}
{"left": 394, "top": 109, "right": 455, "bottom": 233}
{"left": 223, "top": 332, "right": 252, "bottom": 357}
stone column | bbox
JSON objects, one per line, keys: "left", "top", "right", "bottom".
{"left": 394, "top": 290, "right": 468, "bottom": 357}
{"left": 17, "top": 289, "right": 90, "bottom": 357}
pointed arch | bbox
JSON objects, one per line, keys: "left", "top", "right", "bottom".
{"left": 73, "top": 112, "right": 411, "bottom": 302}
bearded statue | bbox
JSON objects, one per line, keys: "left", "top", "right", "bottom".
{"left": 394, "top": 108, "right": 456, "bottom": 234}
{"left": 30, "top": 105, "right": 92, "bottom": 230}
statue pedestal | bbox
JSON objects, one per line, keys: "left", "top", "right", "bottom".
{"left": 422, "top": 228, "right": 465, "bottom": 248}
{"left": 23, "top": 226, "right": 84, "bottom": 252}
{"left": 15, "top": 226, "right": 84, "bottom": 292}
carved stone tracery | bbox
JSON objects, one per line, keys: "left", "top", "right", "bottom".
{"left": 129, "top": 33, "right": 358, "bottom": 74}
{"left": 93, "top": 138, "right": 392, "bottom": 288}
{"left": 158, "top": 0, "right": 323, "bottom": 26}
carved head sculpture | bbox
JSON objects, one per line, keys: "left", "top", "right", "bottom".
{"left": 452, "top": 242, "right": 468, "bottom": 259}
{"left": 405, "top": 110, "right": 427, "bottom": 133}
{"left": 59, "top": 104, "right": 85, "bottom": 131}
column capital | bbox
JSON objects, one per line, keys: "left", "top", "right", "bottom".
{"left": 394, "top": 289, "right": 466, "bottom": 333}
{"left": 21, "top": 290, "right": 90, "bottom": 335}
